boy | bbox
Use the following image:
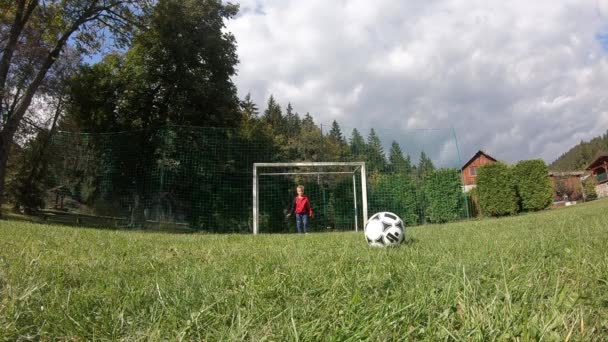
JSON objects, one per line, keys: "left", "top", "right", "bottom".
{"left": 286, "top": 185, "right": 314, "bottom": 234}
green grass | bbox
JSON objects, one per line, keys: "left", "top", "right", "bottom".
{"left": 1, "top": 201, "right": 608, "bottom": 340}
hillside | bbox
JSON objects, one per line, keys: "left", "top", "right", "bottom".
{"left": 550, "top": 130, "right": 608, "bottom": 171}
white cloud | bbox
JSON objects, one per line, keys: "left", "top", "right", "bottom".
{"left": 227, "top": 0, "right": 608, "bottom": 166}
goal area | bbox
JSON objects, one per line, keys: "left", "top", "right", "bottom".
{"left": 38, "top": 126, "right": 469, "bottom": 232}
{"left": 253, "top": 162, "right": 368, "bottom": 234}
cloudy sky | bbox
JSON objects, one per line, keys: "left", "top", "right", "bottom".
{"left": 226, "top": 0, "right": 608, "bottom": 167}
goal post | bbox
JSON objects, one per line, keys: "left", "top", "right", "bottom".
{"left": 252, "top": 162, "right": 368, "bottom": 235}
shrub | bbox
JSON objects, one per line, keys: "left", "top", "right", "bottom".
{"left": 583, "top": 177, "right": 598, "bottom": 201}
{"left": 513, "top": 159, "right": 553, "bottom": 211}
{"left": 369, "top": 173, "right": 419, "bottom": 226}
{"left": 423, "top": 168, "right": 465, "bottom": 223}
{"left": 467, "top": 187, "right": 481, "bottom": 217}
{"left": 476, "top": 162, "right": 518, "bottom": 216}
{"left": 552, "top": 176, "right": 584, "bottom": 201}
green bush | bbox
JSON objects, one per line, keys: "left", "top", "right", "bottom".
{"left": 369, "top": 173, "right": 419, "bottom": 226}
{"left": 513, "top": 159, "right": 553, "bottom": 211}
{"left": 476, "top": 163, "right": 518, "bottom": 217}
{"left": 583, "top": 177, "right": 598, "bottom": 201}
{"left": 423, "top": 168, "right": 465, "bottom": 223}
{"left": 466, "top": 187, "right": 481, "bottom": 217}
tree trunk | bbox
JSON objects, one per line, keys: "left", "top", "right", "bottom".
{"left": 0, "top": 1, "right": 137, "bottom": 216}
{"left": 25, "top": 97, "right": 63, "bottom": 182}
{"left": 0, "top": 24, "right": 74, "bottom": 216}
{"left": 15, "top": 97, "right": 64, "bottom": 211}
{"left": 0, "top": 135, "right": 9, "bottom": 218}
{"left": 0, "top": 1, "right": 38, "bottom": 115}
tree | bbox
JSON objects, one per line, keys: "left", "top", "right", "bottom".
{"left": 63, "top": 53, "right": 127, "bottom": 132}
{"left": 237, "top": 92, "right": 260, "bottom": 143}
{"left": 297, "top": 112, "right": 325, "bottom": 161}
{"left": 550, "top": 129, "right": 608, "bottom": 171}
{"left": 553, "top": 178, "right": 570, "bottom": 199}
{"left": 240, "top": 93, "right": 258, "bottom": 121}
{"left": 284, "top": 103, "right": 301, "bottom": 136}
{"left": 9, "top": 92, "right": 70, "bottom": 211}
{"left": 388, "top": 141, "right": 411, "bottom": 175}
{"left": 125, "top": 0, "right": 240, "bottom": 127}
{"left": 366, "top": 128, "right": 386, "bottom": 172}
{"left": 53, "top": 0, "right": 242, "bottom": 226}
{"left": 326, "top": 120, "right": 348, "bottom": 161}
{"left": 349, "top": 128, "right": 366, "bottom": 161}
{"left": 262, "top": 95, "right": 284, "bottom": 133}
{"left": 328, "top": 120, "right": 345, "bottom": 144}
{"left": 65, "top": 0, "right": 240, "bottom": 131}
{"left": 7, "top": 101, "right": 62, "bottom": 212}
{"left": 0, "top": 0, "right": 148, "bottom": 216}
{"left": 582, "top": 177, "right": 597, "bottom": 201}
{"left": 417, "top": 151, "right": 435, "bottom": 180}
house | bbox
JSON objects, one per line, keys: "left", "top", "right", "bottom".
{"left": 461, "top": 150, "right": 497, "bottom": 192}
{"left": 548, "top": 171, "right": 587, "bottom": 201}
{"left": 585, "top": 154, "right": 608, "bottom": 198}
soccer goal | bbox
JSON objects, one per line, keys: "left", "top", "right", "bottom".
{"left": 252, "top": 162, "right": 368, "bottom": 234}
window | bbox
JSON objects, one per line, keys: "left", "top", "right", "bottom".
{"left": 470, "top": 167, "right": 477, "bottom": 176}
{"left": 596, "top": 167, "right": 607, "bottom": 183}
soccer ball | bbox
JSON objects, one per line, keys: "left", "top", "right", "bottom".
{"left": 364, "top": 212, "right": 405, "bottom": 247}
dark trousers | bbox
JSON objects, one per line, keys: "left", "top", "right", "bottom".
{"left": 296, "top": 213, "right": 308, "bottom": 233}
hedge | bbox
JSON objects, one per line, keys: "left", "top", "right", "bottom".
{"left": 512, "top": 159, "right": 553, "bottom": 211}
{"left": 369, "top": 173, "right": 420, "bottom": 226}
{"left": 423, "top": 168, "right": 465, "bottom": 223}
{"left": 476, "top": 162, "right": 518, "bottom": 216}
{"left": 467, "top": 187, "right": 481, "bottom": 217}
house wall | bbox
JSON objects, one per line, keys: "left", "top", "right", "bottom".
{"left": 588, "top": 157, "right": 608, "bottom": 181}
{"left": 462, "top": 155, "right": 495, "bottom": 186}
{"left": 596, "top": 182, "right": 608, "bottom": 198}
{"left": 590, "top": 165, "right": 608, "bottom": 184}
{"left": 549, "top": 175, "right": 583, "bottom": 201}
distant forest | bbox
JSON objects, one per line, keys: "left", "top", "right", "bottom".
{"left": 550, "top": 130, "right": 608, "bottom": 171}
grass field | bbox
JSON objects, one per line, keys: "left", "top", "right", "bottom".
{"left": 1, "top": 201, "right": 608, "bottom": 340}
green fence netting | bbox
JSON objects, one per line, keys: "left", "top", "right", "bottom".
{"left": 45, "top": 126, "right": 469, "bottom": 232}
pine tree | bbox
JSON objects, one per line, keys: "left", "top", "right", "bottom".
{"left": 550, "top": 129, "right": 608, "bottom": 171}
{"left": 284, "top": 103, "right": 301, "bottom": 135}
{"left": 263, "top": 95, "right": 284, "bottom": 132}
{"left": 297, "top": 113, "right": 325, "bottom": 161}
{"left": 240, "top": 93, "right": 258, "bottom": 120}
{"left": 388, "top": 141, "right": 412, "bottom": 175}
{"left": 301, "top": 112, "right": 316, "bottom": 130}
{"left": 326, "top": 120, "right": 348, "bottom": 161}
{"left": 328, "top": 120, "right": 345, "bottom": 144}
{"left": 417, "top": 151, "right": 435, "bottom": 180}
{"left": 366, "top": 129, "right": 387, "bottom": 172}
{"left": 350, "top": 128, "right": 366, "bottom": 161}
{"left": 283, "top": 104, "right": 302, "bottom": 160}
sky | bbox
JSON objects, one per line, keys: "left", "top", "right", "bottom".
{"left": 226, "top": 0, "right": 608, "bottom": 167}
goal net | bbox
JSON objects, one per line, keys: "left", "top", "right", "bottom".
{"left": 33, "top": 126, "right": 469, "bottom": 232}
{"left": 253, "top": 162, "right": 368, "bottom": 234}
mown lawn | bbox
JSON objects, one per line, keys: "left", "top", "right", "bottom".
{"left": 1, "top": 200, "right": 608, "bottom": 340}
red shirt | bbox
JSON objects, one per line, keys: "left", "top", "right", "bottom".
{"left": 292, "top": 196, "right": 313, "bottom": 216}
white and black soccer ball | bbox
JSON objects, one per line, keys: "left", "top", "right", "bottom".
{"left": 364, "top": 212, "right": 405, "bottom": 247}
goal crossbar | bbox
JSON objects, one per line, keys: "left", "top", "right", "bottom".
{"left": 259, "top": 171, "right": 356, "bottom": 176}
{"left": 252, "top": 162, "right": 368, "bottom": 234}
